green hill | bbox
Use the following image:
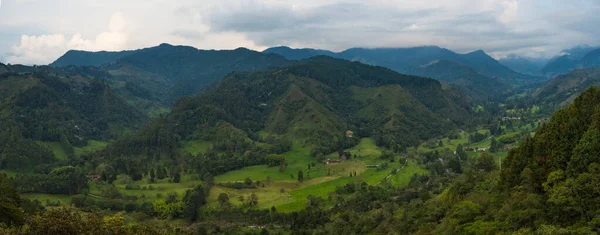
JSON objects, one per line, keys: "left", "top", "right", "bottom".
{"left": 98, "top": 56, "right": 475, "bottom": 177}
{"left": 264, "top": 46, "right": 541, "bottom": 86}
{"left": 0, "top": 65, "right": 146, "bottom": 170}
{"left": 51, "top": 44, "right": 292, "bottom": 116}
{"left": 409, "top": 59, "right": 512, "bottom": 101}
{"left": 534, "top": 66, "right": 600, "bottom": 105}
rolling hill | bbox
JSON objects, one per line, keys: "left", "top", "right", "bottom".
{"left": 534, "top": 66, "right": 600, "bottom": 105}
{"left": 51, "top": 44, "right": 292, "bottom": 115}
{"left": 264, "top": 46, "right": 537, "bottom": 83}
{"left": 408, "top": 60, "right": 511, "bottom": 101}
{"left": 0, "top": 64, "right": 146, "bottom": 169}
{"left": 99, "top": 56, "right": 476, "bottom": 176}
{"left": 541, "top": 46, "right": 600, "bottom": 78}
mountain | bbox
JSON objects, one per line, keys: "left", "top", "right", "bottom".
{"left": 0, "top": 65, "right": 146, "bottom": 170}
{"left": 541, "top": 45, "right": 600, "bottom": 77}
{"left": 264, "top": 46, "right": 539, "bottom": 88}
{"left": 51, "top": 44, "right": 292, "bottom": 116}
{"left": 534, "top": 66, "right": 600, "bottom": 105}
{"left": 50, "top": 50, "right": 137, "bottom": 67}
{"left": 98, "top": 56, "right": 475, "bottom": 176}
{"left": 498, "top": 54, "right": 548, "bottom": 75}
{"left": 409, "top": 60, "right": 511, "bottom": 101}
{"left": 262, "top": 46, "right": 336, "bottom": 60}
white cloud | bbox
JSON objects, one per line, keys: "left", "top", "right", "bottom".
{"left": 498, "top": 0, "right": 519, "bottom": 24}
{"left": 7, "top": 12, "right": 130, "bottom": 64}
{"left": 1, "top": 0, "right": 600, "bottom": 64}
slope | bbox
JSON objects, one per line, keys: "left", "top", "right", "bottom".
{"left": 0, "top": 65, "right": 146, "bottom": 170}
{"left": 541, "top": 46, "right": 600, "bottom": 78}
{"left": 98, "top": 56, "right": 475, "bottom": 177}
{"left": 534, "top": 66, "right": 600, "bottom": 105}
{"left": 51, "top": 44, "right": 293, "bottom": 115}
{"left": 409, "top": 60, "right": 511, "bottom": 101}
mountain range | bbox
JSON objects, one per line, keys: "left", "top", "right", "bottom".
{"left": 540, "top": 46, "right": 600, "bottom": 78}
{"left": 535, "top": 66, "right": 600, "bottom": 105}
{"left": 97, "top": 56, "right": 476, "bottom": 175}
{"left": 51, "top": 43, "right": 291, "bottom": 116}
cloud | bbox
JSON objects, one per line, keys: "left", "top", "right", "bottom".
{"left": 498, "top": 0, "right": 519, "bottom": 24}
{"left": 1, "top": 0, "right": 600, "bottom": 64}
{"left": 7, "top": 12, "right": 130, "bottom": 64}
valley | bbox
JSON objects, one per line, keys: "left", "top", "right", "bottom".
{"left": 1, "top": 41, "right": 600, "bottom": 234}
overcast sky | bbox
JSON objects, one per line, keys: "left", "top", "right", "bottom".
{"left": 0, "top": 0, "right": 599, "bottom": 65}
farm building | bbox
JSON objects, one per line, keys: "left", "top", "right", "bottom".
{"left": 326, "top": 159, "right": 341, "bottom": 165}
{"left": 346, "top": 130, "right": 354, "bottom": 138}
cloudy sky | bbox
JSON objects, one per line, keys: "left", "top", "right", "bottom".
{"left": 0, "top": 0, "right": 599, "bottom": 65}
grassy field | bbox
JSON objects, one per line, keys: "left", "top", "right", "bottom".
{"left": 89, "top": 174, "right": 204, "bottom": 202}
{"left": 40, "top": 142, "right": 68, "bottom": 160}
{"left": 23, "top": 193, "right": 72, "bottom": 205}
{"left": 209, "top": 138, "right": 427, "bottom": 212}
{"left": 74, "top": 140, "right": 108, "bottom": 156}
{"left": 180, "top": 140, "right": 212, "bottom": 155}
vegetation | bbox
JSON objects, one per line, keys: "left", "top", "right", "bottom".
{"left": 5, "top": 45, "right": 600, "bottom": 234}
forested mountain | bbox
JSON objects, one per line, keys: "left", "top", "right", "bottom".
{"left": 263, "top": 46, "right": 336, "bottom": 60}
{"left": 498, "top": 54, "right": 548, "bottom": 75}
{"left": 51, "top": 44, "right": 292, "bottom": 115}
{"left": 408, "top": 60, "right": 511, "bottom": 101}
{"left": 264, "top": 45, "right": 537, "bottom": 82}
{"left": 541, "top": 46, "right": 600, "bottom": 78}
{"left": 97, "top": 56, "right": 475, "bottom": 177}
{"left": 534, "top": 66, "right": 600, "bottom": 105}
{"left": 50, "top": 50, "right": 138, "bottom": 67}
{"left": 0, "top": 64, "right": 146, "bottom": 170}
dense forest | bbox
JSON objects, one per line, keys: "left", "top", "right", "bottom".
{"left": 3, "top": 40, "right": 600, "bottom": 234}
{"left": 91, "top": 56, "right": 478, "bottom": 179}
{"left": 0, "top": 65, "right": 145, "bottom": 170}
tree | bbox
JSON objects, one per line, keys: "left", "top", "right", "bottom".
{"left": 203, "top": 172, "right": 214, "bottom": 188}
{"left": 298, "top": 170, "right": 304, "bottom": 183}
{"left": 182, "top": 185, "right": 206, "bottom": 221}
{"left": 476, "top": 153, "right": 496, "bottom": 172}
{"left": 0, "top": 173, "right": 24, "bottom": 226}
{"left": 490, "top": 138, "right": 498, "bottom": 152}
{"left": 244, "top": 177, "right": 253, "bottom": 186}
{"left": 217, "top": 193, "right": 231, "bottom": 208}
{"left": 248, "top": 193, "right": 259, "bottom": 206}
{"left": 149, "top": 169, "right": 156, "bottom": 183}
{"left": 173, "top": 173, "right": 181, "bottom": 183}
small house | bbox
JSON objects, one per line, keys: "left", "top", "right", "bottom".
{"left": 326, "top": 159, "right": 341, "bottom": 165}
{"left": 346, "top": 130, "right": 354, "bottom": 138}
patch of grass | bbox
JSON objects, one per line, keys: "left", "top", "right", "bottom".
{"left": 180, "top": 140, "right": 212, "bottom": 155}
{"left": 88, "top": 174, "right": 203, "bottom": 202}
{"left": 40, "top": 142, "right": 68, "bottom": 160}
{"left": 74, "top": 140, "right": 108, "bottom": 156}
{"left": 23, "top": 193, "right": 72, "bottom": 206}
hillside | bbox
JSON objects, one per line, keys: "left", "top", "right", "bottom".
{"left": 264, "top": 46, "right": 537, "bottom": 82}
{"left": 263, "top": 46, "right": 336, "bottom": 60}
{"left": 534, "top": 66, "right": 600, "bottom": 105}
{"left": 50, "top": 50, "right": 138, "bottom": 67}
{"left": 51, "top": 44, "right": 292, "bottom": 115}
{"left": 409, "top": 60, "right": 511, "bottom": 101}
{"left": 541, "top": 46, "right": 600, "bottom": 78}
{"left": 98, "top": 56, "right": 475, "bottom": 177}
{"left": 0, "top": 65, "right": 146, "bottom": 170}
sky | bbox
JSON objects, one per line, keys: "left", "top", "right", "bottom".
{"left": 0, "top": 0, "right": 599, "bottom": 65}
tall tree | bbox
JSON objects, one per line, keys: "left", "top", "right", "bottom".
{"left": 298, "top": 170, "right": 304, "bottom": 183}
